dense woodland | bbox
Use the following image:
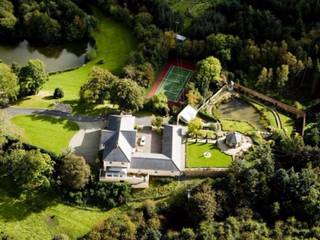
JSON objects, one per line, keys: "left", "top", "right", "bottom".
{"left": 0, "top": 0, "right": 95, "bottom": 44}
{"left": 1, "top": 0, "right": 320, "bottom": 239}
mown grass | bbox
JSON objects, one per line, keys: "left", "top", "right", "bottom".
{"left": 220, "top": 119, "right": 256, "bottom": 134}
{"left": 15, "top": 8, "right": 137, "bottom": 110}
{"left": 0, "top": 190, "right": 118, "bottom": 240}
{"left": 10, "top": 115, "right": 79, "bottom": 154}
{"left": 187, "top": 142, "right": 232, "bottom": 168}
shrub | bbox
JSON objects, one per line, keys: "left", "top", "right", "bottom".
{"left": 53, "top": 88, "right": 64, "bottom": 99}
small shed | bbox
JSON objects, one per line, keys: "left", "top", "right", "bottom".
{"left": 225, "top": 132, "right": 243, "bottom": 148}
{"left": 177, "top": 105, "right": 198, "bottom": 124}
{"left": 176, "top": 34, "right": 187, "bottom": 41}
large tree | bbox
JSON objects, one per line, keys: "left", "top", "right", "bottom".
{"left": 0, "top": 63, "right": 19, "bottom": 106}
{"left": 0, "top": 149, "right": 53, "bottom": 191}
{"left": 60, "top": 154, "right": 91, "bottom": 190}
{"left": 0, "top": 0, "right": 17, "bottom": 38}
{"left": 110, "top": 79, "right": 144, "bottom": 112}
{"left": 18, "top": 59, "right": 49, "bottom": 96}
{"left": 80, "top": 67, "right": 117, "bottom": 104}
{"left": 195, "top": 56, "right": 222, "bottom": 95}
{"left": 148, "top": 92, "right": 169, "bottom": 115}
{"left": 188, "top": 117, "right": 203, "bottom": 137}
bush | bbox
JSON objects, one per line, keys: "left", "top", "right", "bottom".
{"left": 86, "top": 50, "right": 97, "bottom": 62}
{"left": 53, "top": 88, "right": 64, "bottom": 99}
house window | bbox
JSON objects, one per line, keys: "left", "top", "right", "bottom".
{"left": 109, "top": 161, "right": 112, "bottom": 164}
{"left": 155, "top": 171, "right": 158, "bottom": 173}
{"left": 121, "top": 162, "right": 125, "bottom": 165}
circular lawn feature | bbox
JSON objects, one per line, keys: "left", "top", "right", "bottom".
{"left": 203, "top": 151, "right": 212, "bottom": 158}
{"left": 187, "top": 143, "right": 232, "bottom": 168}
{"left": 11, "top": 114, "right": 79, "bottom": 154}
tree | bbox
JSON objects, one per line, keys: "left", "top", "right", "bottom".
{"left": 152, "top": 116, "right": 164, "bottom": 128}
{"left": 110, "top": 79, "right": 144, "bottom": 112}
{"left": 0, "top": 63, "right": 19, "bottom": 106}
{"left": 0, "top": 0, "right": 17, "bottom": 38}
{"left": 195, "top": 56, "right": 222, "bottom": 95}
{"left": 0, "top": 149, "right": 53, "bottom": 191}
{"left": 276, "top": 64, "right": 289, "bottom": 89}
{"left": 186, "top": 85, "right": 202, "bottom": 107}
{"left": 188, "top": 118, "right": 203, "bottom": 136}
{"left": 148, "top": 92, "right": 169, "bottom": 115}
{"left": 80, "top": 67, "right": 117, "bottom": 104}
{"left": 98, "top": 214, "right": 136, "bottom": 240}
{"left": 18, "top": 59, "right": 48, "bottom": 96}
{"left": 27, "top": 11, "right": 61, "bottom": 44}
{"left": 123, "top": 63, "right": 154, "bottom": 88}
{"left": 206, "top": 33, "right": 240, "bottom": 62}
{"left": 189, "top": 183, "right": 217, "bottom": 223}
{"left": 53, "top": 88, "right": 64, "bottom": 99}
{"left": 60, "top": 154, "right": 91, "bottom": 190}
{"left": 180, "top": 228, "right": 196, "bottom": 240}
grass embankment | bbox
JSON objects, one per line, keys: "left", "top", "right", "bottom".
{"left": 187, "top": 142, "right": 232, "bottom": 168}
{"left": 15, "top": 9, "right": 137, "bottom": 111}
{"left": 245, "top": 97, "right": 295, "bottom": 135}
{"left": 0, "top": 190, "right": 118, "bottom": 240}
{"left": 10, "top": 115, "right": 79, "bottom": 154}
{"left": 0, "top": 179, "right": 202, "bottom": 239}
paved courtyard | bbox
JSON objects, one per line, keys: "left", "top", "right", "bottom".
{"left": 136, "top": 128, "right": 162, "bottom": 153}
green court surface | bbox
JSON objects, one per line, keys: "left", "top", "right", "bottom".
{"left": 157, "top": 65, "right": 193, "bottom": 102}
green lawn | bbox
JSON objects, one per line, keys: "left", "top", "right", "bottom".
{"left": 220, "top": 119, "right": 256, "bottom": 134}
{"left": 11, "top": 115, "right": 79, "bottom": 154}
{"left": 15, "top": 8, "right": 137, "bottom": 109}
{"left": 0, "top": 190, "right": 117, "bottom": 240}
{"left": 187, "top": 143, "right": 232, "bottom": 168}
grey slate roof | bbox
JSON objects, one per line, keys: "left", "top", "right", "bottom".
{"left": 131, "top": 152, "right": 179, "bottom": 171}
{"left": 101, "top": 115, "right": 136, "bottom": 163}
{"left": 102, "top": 115, "right": 185, "bottom": 172}
{"left": 225, "top": 132, "right": 243, "bottom": 147}
{"left": 108, "top": 115, "right": 135, "bottom": 131}
{"left": 162, "top": 125, "right": 184, "bottom": 170}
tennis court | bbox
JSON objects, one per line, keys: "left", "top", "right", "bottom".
{"left": 156, "top": 65, "right": 193, "bottom": 102}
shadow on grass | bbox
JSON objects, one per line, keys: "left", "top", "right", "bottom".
{"left": 28, "top": 114, "right": 79, "bottom": 131}
{"left": 62, "top": 100, "right": 119, "bottom": 116}
{"left": 43, "top": 95, "right": 54, "bottom": 100}
{"left": 0, "top": 189, "right": 58, "bottom": 221}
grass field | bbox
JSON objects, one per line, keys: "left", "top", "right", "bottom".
{"left": 0, "top": 190, "right": 118, "bottom": 240}
{"left": 15, "top": 8, "right": 137, "bottom": 110}
{"left": 11, "top": 115, "right": 79, "bottom": 154}
{"left": 168, "top": 0, "right": 211, "bottom": 30}
{"left": 157, "top": 65, "right": 193, "bottom": 102}
{"left": 187, "top": 143, "right": 232, "bottom": 168}
{"left": 220, "top": 119, "right": 256, "bottom": 135}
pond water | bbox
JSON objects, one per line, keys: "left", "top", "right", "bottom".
{"left": 0, "top": 40, "right": 93, "bottom": 72}
{"left": 218, "top": 98, "right": 265, "bottom": 131}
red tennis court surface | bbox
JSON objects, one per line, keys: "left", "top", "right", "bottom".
{"left": 147, "top": 59, "right": 195, "bottom": 103}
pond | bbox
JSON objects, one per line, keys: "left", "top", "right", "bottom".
{"left": 0, "top": 40, "right": 93, "bottom": 72}
{"left": 218, "top": 98, "right": 265, "bottom": 131}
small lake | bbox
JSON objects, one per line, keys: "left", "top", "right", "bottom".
{"left": 0, "top": 40, "right": 93, "bottom": 72}
{"left": 218, "top": 98, "right": 265, "bottom": 131}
